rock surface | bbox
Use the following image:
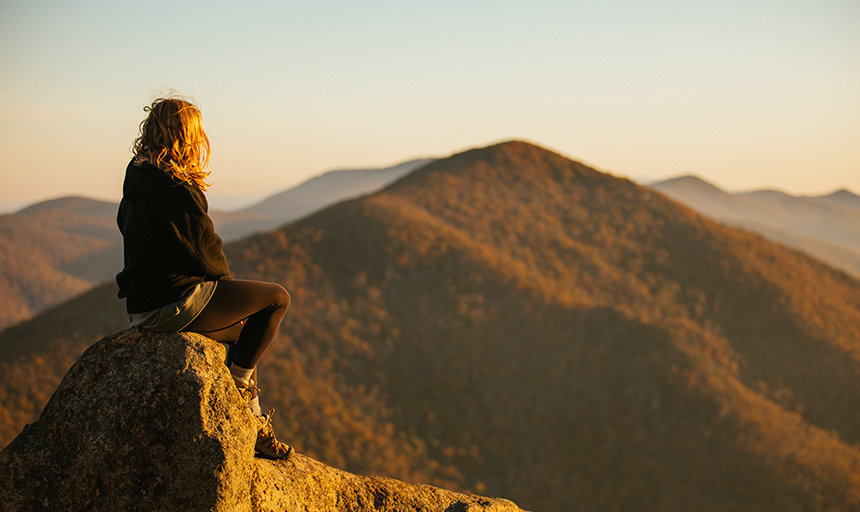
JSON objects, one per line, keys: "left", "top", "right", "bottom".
{"left": 0, "top": 329, "right": 526, "bottom": 512}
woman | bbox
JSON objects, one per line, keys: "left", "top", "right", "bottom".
{"left": 116, "top": 95, "right": 293, "bottom": 460}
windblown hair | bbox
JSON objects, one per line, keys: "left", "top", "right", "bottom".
{"left": 133, "top": 96, "right": 211, "bottom": 190}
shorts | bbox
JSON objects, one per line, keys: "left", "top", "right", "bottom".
{"left": 128, "top": 280, "right": 218, "bottom": 332}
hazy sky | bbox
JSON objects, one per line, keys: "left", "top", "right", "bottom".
{"left": 1, "top": 0, "right": 858, "bottom": 213}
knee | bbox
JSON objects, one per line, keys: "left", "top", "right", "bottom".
{"left": 272, "top": 283, "right": 290, "bottom": 310}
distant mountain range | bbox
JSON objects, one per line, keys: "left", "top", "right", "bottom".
{"left": 211, "top": 158, "right": 433, "bottom": 241}
{"left": 3, "top": 141, "right": 859, "bottom": 511}
{"left": 650, "top": 175, "right": 860, "bottom": 278}
{"left": 0, "top": 159, "right": 433, "bottom": 330}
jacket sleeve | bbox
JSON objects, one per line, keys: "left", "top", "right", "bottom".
{"left": 162, "top": 184, "right": 233, "bottom": 280}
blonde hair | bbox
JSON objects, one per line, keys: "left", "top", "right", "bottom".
{"left": 133, "top": 96, "right": 211, "bottom": 190}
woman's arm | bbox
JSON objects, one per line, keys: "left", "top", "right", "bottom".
{"left": 162, "top": 184, "right": 233, "bottom": 280}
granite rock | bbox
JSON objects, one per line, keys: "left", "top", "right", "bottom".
{"left": 0, "top": 329, "right": 526, "bottom": 512}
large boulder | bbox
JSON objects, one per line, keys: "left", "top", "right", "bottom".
{"left": 0, "top": 329, "right": 526, "bottom": 512}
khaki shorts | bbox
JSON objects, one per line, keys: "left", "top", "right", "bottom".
{"left": 128, "top": 280, "right": 218, "bottom": 332}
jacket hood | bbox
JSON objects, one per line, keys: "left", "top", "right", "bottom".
{"left": 122, "top": 160, "right": 184, "bottom": 199}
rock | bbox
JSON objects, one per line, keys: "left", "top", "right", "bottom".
{"left": 0, "top": 329, "right": 256, "bottom": 511}
{"left": 0, "top": 329, "right": 526, "bottom": 512}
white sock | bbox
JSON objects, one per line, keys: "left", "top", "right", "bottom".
{"left": 250, "top": 396, "right": 262, "bottom": 417}
{"left": 230, "top": 364, "right": 254, "bottom": 387}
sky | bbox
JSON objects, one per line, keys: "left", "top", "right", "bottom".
{"left": 1, "top": 0, "right": 858, "bottom": 213}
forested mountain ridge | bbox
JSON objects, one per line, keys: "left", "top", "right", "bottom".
{"left": 0, "top": 197, "right": 122, "bottom": 331}
{"left": 227, "top": 141, "right": 860, "bottom": 510}
{"left": 2, "top": 141, "right": 860, "bottom": 511}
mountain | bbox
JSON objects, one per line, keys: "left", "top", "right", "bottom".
{"left": 0, "top": 159, "right": 432, "bottom": 331}
{"left": 651, "top": 175, "right": 860, "bottom": 278}
{"left": 0, "top": 197, "right": 123, "bottom": 331}
{"left": 814, "top": 189, "right": 860, "bottom": 212}
{"left": 3, "top": 141, "right": 860, "bottom": 511}
{"left": 212, "top": 158, "right": 434, "bottom": 241}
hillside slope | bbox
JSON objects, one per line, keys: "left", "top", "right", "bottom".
{"left": 3, "top": 142, "right": 860, "bottom": 511}
{"left": 0, "top": 197, "right": 122, "bottom": 330}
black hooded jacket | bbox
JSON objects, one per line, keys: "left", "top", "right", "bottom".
{"left": 116, "top": 160, "right": 232, "bottom": 313}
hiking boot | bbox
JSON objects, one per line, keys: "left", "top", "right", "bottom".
{"left": 235, "top": 379, "right": 260, "bottom": 402}
{"left": 255, "top": 409, "right": 294, "bottom": 460}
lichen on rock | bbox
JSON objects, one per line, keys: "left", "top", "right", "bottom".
{"left": 0, "top": 329, "right": 526, "bottom": 512}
